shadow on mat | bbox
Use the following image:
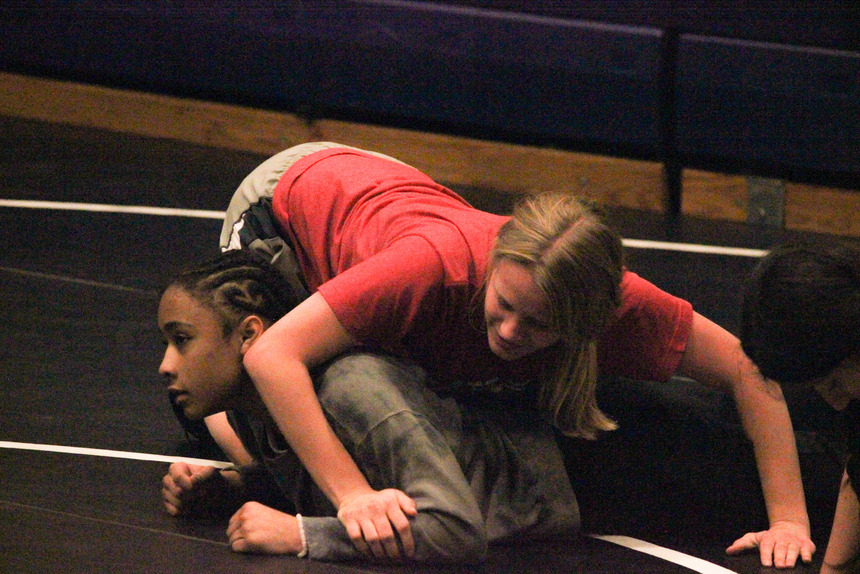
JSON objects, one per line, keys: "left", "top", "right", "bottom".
{"left": 561, "top": 376, "right": 844, "bottom": 549}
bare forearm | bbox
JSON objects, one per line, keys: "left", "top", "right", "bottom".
{"left": 732, "top": 370, "right": 808, "bottom": 527}
{"left": 242, "top": 292, "right": 373, "bottom": 509}
{"left": 205, "top": 412, "right": 253, "bottom": 466}
{"left": 244, "top": 348, "right": 371, "bottom": 509}
{"left": 678, "top": 313, "right": 808, "bottom": 527}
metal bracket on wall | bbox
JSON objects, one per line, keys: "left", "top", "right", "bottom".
{"left": 747, "top": 177, "right": 785, "bottom": 227}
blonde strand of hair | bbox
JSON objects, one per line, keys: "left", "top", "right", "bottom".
{"left": 539, "top": 339, "right": 617, "bottom": 439}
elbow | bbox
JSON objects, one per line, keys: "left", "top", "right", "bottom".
{"left": 445, "top": 525, "right": 488, "bottom": 565}
{"left": 241, "top": 337, "right": 263, "bottom": 376}
{"left": 242, "top": 334, "right": 303, "bottom": 382}
{"left": 241, "top": 334, "right": 273, "bottom": 375}
{"left": 411, "top": 514, "right": 488, "bottom": 564}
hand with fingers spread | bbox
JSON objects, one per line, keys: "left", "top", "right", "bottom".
{"left": 161, "top": 462, "right": 236, "bottom": 517}
{"left": 336, "top": 488, "right": 418, "bottom": 561}
{"left": 227, "top": 502, "right": 303, "bottom": 555}
{"left": 726, "top": 520, "right": 815, "bottom": 569}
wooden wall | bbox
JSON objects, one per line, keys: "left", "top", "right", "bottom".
{"left": 0, "top": 72, "right": 667, "bottom": 213}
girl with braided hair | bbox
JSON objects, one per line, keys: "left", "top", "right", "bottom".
{"left": 742, "top": 239, "right": 860, "bottom": 573}
{"left": 158, "top": 248, "right": 580, "bottom": 563}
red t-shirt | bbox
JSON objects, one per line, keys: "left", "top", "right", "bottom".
{"left": 272, "top": 148, "right": 692, "bottom": 390}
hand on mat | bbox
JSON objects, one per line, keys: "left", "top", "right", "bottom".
{"left": 337, "top": 488, "right": 417, "bottom": 560}
{"left": 162, "top": 462, "right": 231, "bottom": 517}
{"left": 726, "top": 520, "right": 815, "bottom": 568}
{"left": 227, "top": 502, "right": 300, "bottom": 554}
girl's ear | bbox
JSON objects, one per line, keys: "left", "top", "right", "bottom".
{"left": 238, "top": 316, "right": 266, "bottom": 355}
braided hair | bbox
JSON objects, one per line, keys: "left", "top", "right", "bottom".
{"left": 168, "top": 249, "right": 303, "bottom": 334}
{"left": 165, "top": 249, "right": 303, "bottom": 447}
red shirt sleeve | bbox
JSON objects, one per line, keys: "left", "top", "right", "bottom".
{"left": 597, "top": 271, "right": 693, "bottom": 382}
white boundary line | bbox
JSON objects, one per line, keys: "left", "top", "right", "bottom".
{"left": 3, "top": 501, "right": 230, "bottom": 547}
{"left": 0, "top": 441, "right": 232, "bottom": 469}
{"left": 0, "top": 199, "right": 769, "bottom": 258}
{"left": 0, "top": 440, "right": 737, "bottom": 572}
{"left": 591, "top": 535, "right": 739, "bottom": 574}
{"left": 622, "top": 238, "right": 767, "bottom": 258}
{"left": 0, "top": 199, "right": 224, "bottom": 220}
{"left": 0, "top": 266, "right": 158, "bottom": 296}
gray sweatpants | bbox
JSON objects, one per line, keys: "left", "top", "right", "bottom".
{"left": 232, "top": 352, "right": 579, "bottom": 564}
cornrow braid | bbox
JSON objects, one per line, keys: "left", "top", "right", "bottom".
{"left": 169, "top": 249, "right": 303, "bottom": 335}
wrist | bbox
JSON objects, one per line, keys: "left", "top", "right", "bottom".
{"left": 218, "top": 468, "right": 243, "bottom": 489}
{"left": 310, "top": 448, "right": 374, "bottom": 510}
{"left": 769, "top": 516, "right": 810, "bottom": 532}
{"left": 333, "top": 484, "right": 376, "bottom": 510}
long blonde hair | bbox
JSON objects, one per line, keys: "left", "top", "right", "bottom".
{"left": 489, "top": 192, "right": 623, "bottom": 439}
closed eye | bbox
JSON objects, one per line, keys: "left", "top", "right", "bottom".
{"left": 523, "top": 316, "right": 552, "bottom": 331}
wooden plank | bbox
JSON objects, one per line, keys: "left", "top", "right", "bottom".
{"left": 0, "top": 72, "right": 667, "bottom": 213}
{"left": 0, "top": 72, "right": 311, "bottom": 154}
{"left": 786, "top": 184, "right": 860, "bottom": 237}
{"left": 682, "top": 168, "right": 860, "bottom": 237}
{"left": 680, "top": 169, "right": 748, "bottom": 223}
{"left": 316, "top": 119, "right": 667, "bottom": 211}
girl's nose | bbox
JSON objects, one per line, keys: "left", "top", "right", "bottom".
{"left": 497, "top": 316, "right": 521, "bottom": 341}
{"left": 158, "top": 348, "right": 177, "bottom": 380}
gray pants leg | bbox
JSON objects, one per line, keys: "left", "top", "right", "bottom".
{"left": 314, "top": 352, "right": 488, "bottom": 563}
{"left": 308, "top": 352, "right": 579, "bottom": 562}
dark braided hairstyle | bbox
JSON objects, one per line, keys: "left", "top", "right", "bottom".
{"left": 165, "top": 249, "right": 304, "bottom": 449}
{"left": 168, "top": 249, "right": 304, "bottom": 335}
{"left": 741, "top": 239, "right": 860, "bottom": 384}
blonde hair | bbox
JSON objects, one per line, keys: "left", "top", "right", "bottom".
{"left": 489, "top": 192, "right": 623, "bottom": 439}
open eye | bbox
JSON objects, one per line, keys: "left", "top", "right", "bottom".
{"left": 161, "top": 330, "right": 191, "bottom": 350}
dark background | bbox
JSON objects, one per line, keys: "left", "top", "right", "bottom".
{"left": 2, "top": 1, "right": 859, "bottom": 211}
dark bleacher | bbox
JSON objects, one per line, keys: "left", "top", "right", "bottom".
{"left": 1, "top": 0, "right": 857, "bottom": 197}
